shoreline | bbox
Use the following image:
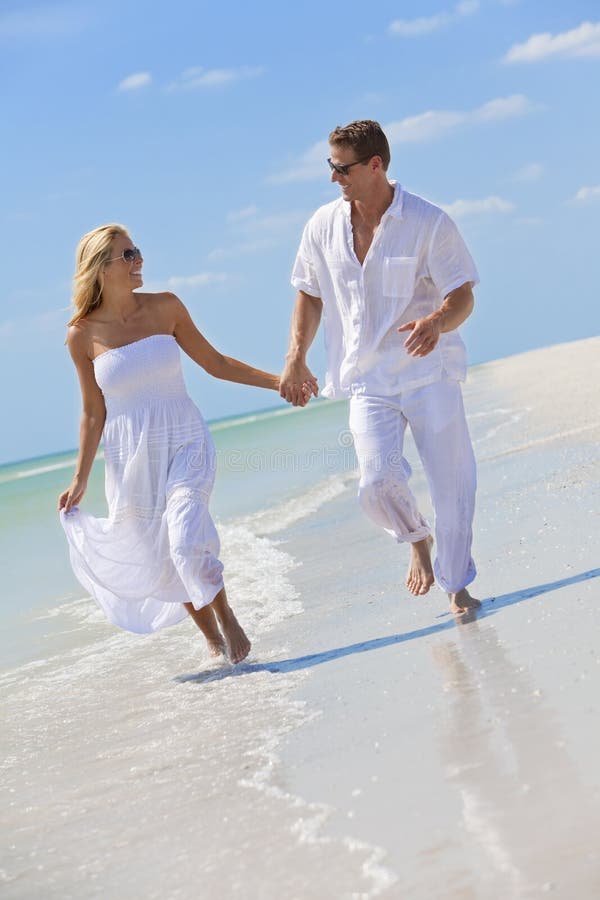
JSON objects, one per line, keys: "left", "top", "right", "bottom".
{"left": 264, "top": 335, "right": 600, "bottom": 896}
{"left": 4, "top": 333, "right": 597, "bottom": 473}
{"left": 2, "top": 337, "right": 599, "bottom": 898}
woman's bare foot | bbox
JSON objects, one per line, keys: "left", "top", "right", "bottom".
{"left": 206, "top": 637, "right": 227, "bottom": 658}
{"left": 406, "top": 535, "right": 435, "bottom": 596}
{"left": 448, "top": 588, "right": 481, "bottom": 616}
{"left": 210, "top": 589, "right": 251, "bottom": 664}
{"left": 218, "top": 608, "right": 251, "bottom": 664}
{"left": 184, "top": 602, "right": 226, "bottom": 657}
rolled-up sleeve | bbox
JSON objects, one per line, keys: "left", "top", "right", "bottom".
{"left": 291, "top": 222, "right": 321, "bottom": 298}
{"left": 427, "top": 212, "right": 480, "bottom": 299}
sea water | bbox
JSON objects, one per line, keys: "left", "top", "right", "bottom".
{"left": 3, "top": 350, "right": 589, "bottom": 898}
{"left": 0, "top": 397, "right": 385, "bottom": 899}
{"left": 0, "top": 375, "right": 534, "bottom": 673}
{"left": 0, "top": 398, "right": 355, "bottom": 672}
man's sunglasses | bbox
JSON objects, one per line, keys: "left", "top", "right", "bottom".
{"left": 107, "top": 247, "right": 142, "bottom": 263}
{"left": 327, "top": 155, "right": 373, "bottom": 176}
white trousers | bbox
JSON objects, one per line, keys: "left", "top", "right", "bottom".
{"left": 348, "top": 379, "right": 477, "bottom": 593}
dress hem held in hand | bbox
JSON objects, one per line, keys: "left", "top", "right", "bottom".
{"left": 60, "top": 335, "right": 225, "bottom": 634}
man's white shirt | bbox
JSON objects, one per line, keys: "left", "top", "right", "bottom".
{"left": 291, "top": 181, "right": 479, "bottom": 398}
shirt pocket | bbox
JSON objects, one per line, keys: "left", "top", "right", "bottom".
{"left": 382, "top": 256, "right": 418, "bottom": 299}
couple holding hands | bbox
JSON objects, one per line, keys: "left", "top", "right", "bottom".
{"left": 59, "top": 119, "right": 480, "bottom": 666}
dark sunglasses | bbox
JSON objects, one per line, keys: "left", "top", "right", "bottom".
{"left": 107, "top": 247, "right": 142, "bottom": 263}
{"left": 327, "top": 155, "right": 372, "bottom": 176}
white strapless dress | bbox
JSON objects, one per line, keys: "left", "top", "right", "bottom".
{"left": 60, "top": 334, "right": 224, "bottom": 633}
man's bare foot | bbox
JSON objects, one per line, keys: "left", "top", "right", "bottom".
{"left": 448, "top": 588, "right": 481, "bottom": 616}
{"left": 210, "top": 589, "right": 251, "bottom": 664}
{"left": 406, "top": 535, "right": 435, "bottom": 596}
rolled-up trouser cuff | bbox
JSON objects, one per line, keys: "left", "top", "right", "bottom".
{"left": 434, "top": 557, "right": 477, "bottom": 594}
{"left": 358, "top": 477, "right": 431, "bottom": 543}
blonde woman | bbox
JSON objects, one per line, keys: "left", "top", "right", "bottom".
{"left": 59, "top": 223, "right": 281, "bottom": 664}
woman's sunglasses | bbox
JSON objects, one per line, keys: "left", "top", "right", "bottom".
{"left": 107, "top": 247, "right": 142, "bottom": 263}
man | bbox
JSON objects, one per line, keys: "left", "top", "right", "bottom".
{"left": 280, "top": 119, "right": 480, "bottom": 615}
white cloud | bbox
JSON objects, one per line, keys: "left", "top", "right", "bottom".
{"left": 207, "top": 238, "right": 278, "bottom": 261}
{"left": 271, "top": 95, "right": 533, "bottom": 183}
{"left": 251, "top": 210, "right": 308, "bottom": 231}
{"left": 504, "top": 21, "right": 600, "bottom": 63}
{"left": 389, "top": 1, "right": 479, "bottom": 37}
{"left": 167, "top": 65, "right": 265, "bottom": 91}
{"left": 268, "top": 140, "right": 330, "bottom": 184}
{"left": 574, "top": 185, "right": 600, "bottom": 203}
{"left": 166, "top": 273, "right": 228, "bottom": 289}
{"left": 0, "top": 5, "right": 91, "bottom": 39}
{"left": 210, "top": 207, "right": 307, "bottom": 257}
{"left": 389, "top": 13, "right": 450, "bottom": 36}
{"left": 226, "top": 205, "right": 259, "bottom": 223}
{"left": 407, "top": 94, "right": 524, "bottom": 137}
{"left": 457, "top": 1, "right": 479, "bottom": 13}
{"left": 442, "top": 196, "right": 515, "bottom": 218}
{"left": 0, "top": 306, "right": 68, "bottom": 342}
{"left": 226, "top": 206, "right": 308, "bottom": 231}
{"left": 513, "top": 162, "right": 544, "bottom": 182}
{"left": 385, "top": 110, "right": 466, "bottom": 143}
{"left": 117, "top": 72, "right": 152, "bottom": 92}
{"left": 473, "top": 94, "right": 533, "bottom": 120}
{"left": 384, "top": 95, "right": 533, "bottom": 144}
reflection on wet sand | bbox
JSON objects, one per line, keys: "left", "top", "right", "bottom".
{"left": 432, "top": 617, "right": 600, "bottom": 898}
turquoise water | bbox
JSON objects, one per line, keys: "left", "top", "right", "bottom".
{"left": 1, "top": 369, "right": 530, "bottom": 672}
{"left": 0, "top": 399, "right": 354, "bottom": 670}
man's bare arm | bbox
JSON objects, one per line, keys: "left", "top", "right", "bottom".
{"left": 398, "top": 282, "right": 475, "bottom": 358}
{"left": 280, "top": 290, "right": 323, "bottom": 406}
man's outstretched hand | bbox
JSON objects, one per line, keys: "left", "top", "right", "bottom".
{"left": 398, "top": 314, "right": 442, "bottom": 358}
{"left": 280, "top": 360, "right": 319, "bottom": 407}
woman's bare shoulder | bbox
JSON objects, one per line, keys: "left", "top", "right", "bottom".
{"left": 139, "top": 290, "right": 184, "bottom": 309}
{"left": 66, "top": 321, "right": 92, "bottom": 356}
{"left": 139, "top": 291, "right": 187, "bottom": 330}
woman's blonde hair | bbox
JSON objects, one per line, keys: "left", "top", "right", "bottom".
{"left": 68, "top": 223, "right": 130, "bottom": 326}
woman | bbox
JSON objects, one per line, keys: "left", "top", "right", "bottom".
{"left": 59, "top": 223, "right": 279, "bottom": 664}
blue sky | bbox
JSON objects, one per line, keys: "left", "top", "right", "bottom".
{"left": 1, "top": 0, "right": 598, "bottom": 465}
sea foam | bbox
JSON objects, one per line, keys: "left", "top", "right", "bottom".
{"left": 1, "top": 469, "right": 391, "bottom": 898}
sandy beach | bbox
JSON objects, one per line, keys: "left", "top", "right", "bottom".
{"left": 2, "top": 337, "right": 599, "bottom": 898}
{"left": 272, "top": 336, "right": 600, "bottom": 897}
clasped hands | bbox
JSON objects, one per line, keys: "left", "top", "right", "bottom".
{"left": 279, "top": 362, "right": 319, "bottom": 407}
{"left": 279, "top": 314, "right": 441, "bottom": 406}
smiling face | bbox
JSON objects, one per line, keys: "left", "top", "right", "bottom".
{"left": 103, "top": 234, "right": 144, "bottom": 291}
{"left": 328, "top": 144, "right": 378, "bottom": 203}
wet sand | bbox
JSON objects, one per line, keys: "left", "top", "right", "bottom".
{"left": 271, "top": 336, "right": 600, "bottom": 897}
{"left": 2, "top": 337, "right": 599, "bottom": 898}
